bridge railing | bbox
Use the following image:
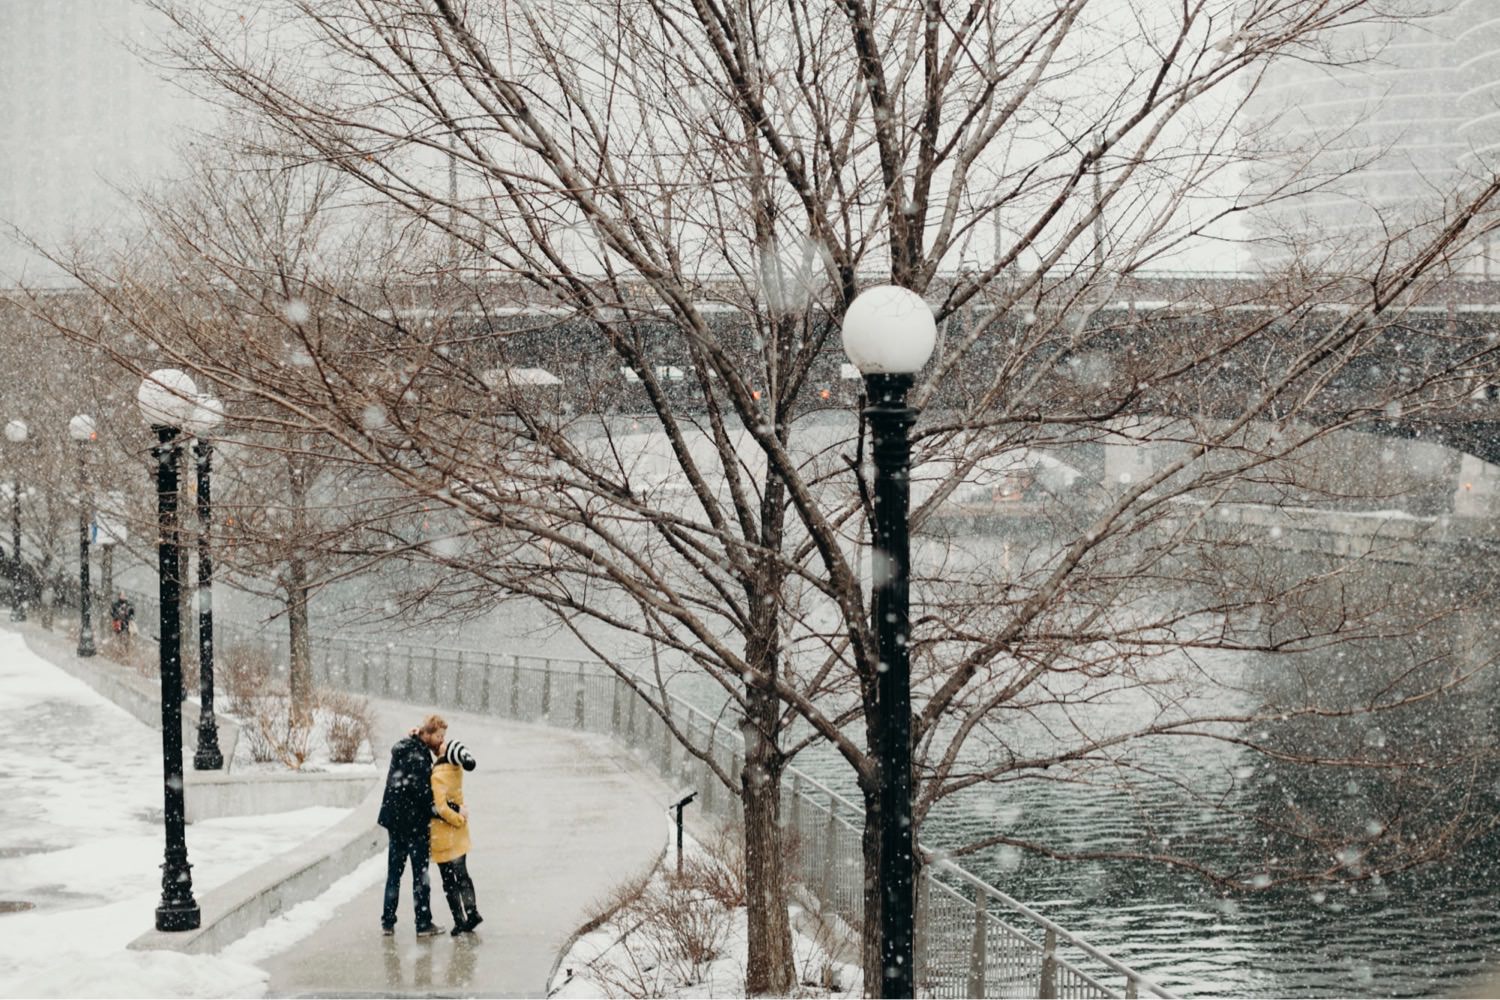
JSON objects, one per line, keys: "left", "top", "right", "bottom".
{"left": 135, "top": 591, "right": 1175, "bottom": 999}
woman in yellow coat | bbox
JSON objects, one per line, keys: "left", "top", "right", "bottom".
{"left": 431, "top": 739, "right": 482, "bottom": 934}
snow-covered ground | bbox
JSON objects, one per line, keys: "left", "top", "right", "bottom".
{"left": 222, "top": 696, "right": 381, "bottom": 776}
{"left": 549, "top": 829, "right": 860, "bottom": 999}
{"left": 0, "top": 629, "right": 356, "bottom": 997}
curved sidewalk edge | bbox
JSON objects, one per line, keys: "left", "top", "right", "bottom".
{"left": 130, "top": 784, "right": 385, "bottom": 955}
{"left": 544, "top": 828, "right": 670, "bottom": 994}
{"left": 15, "top": 622, "right": 378, "bottom": 822}
{"left": 17, "top": 622, "right": 244, "bottom": 778}
{"left": 2, "top": 621, "right": 387, "bottom": 957}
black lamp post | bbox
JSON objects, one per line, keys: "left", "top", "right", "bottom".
{"left": 5, "top": 419, "right": 28, "bottom": 622}
{"left": 70, "top": 415, "right": 97, "bottom": 657}
{"left": 186, "top": 395, "right": 224, "bottom": 771}
{"left": 841, "top": 285, "right": 936, "bottom": 1000}
{"left": 138, "top": 368, "right": 201, "bottom": 932}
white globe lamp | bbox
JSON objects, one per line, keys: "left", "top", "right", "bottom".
{"left": 840, "top": 285, "right": 937, "bottom": 375}
{"left": 137, "top": 369, "right": 198, "bottom": 427}
{"left": 184, "top": 395, "right": 225, "bottom": 438}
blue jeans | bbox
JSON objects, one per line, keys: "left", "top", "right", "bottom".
{"left": 381, "top": 829, "right": 433, "bottom": 929}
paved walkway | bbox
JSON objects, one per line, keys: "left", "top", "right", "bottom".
{"left": 263, "top": 698, "right": 670, "bottom": 997}
{"left": 10, "top": 615, "right": 673, "bottom": 996}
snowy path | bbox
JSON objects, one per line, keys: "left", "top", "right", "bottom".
{"left": 0, "top": 623, "right": 671, "bottom": 997}
{"left": 0, "top": 625, "right": 350, "bottom": 997}
{"left": 260, "top": 699, "right": 670, "bottom": 997}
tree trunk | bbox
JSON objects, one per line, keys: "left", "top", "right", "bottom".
{"left": 740, "top": 687, "right": 795, "bottom": 996}
{"left": 100, "top": 546, "right": 113, "bottom": 605}
{"left": 285, "top": 453, "right": 314, "bottom": 717}
{"left": 739, "top": 460, "right": 796, "bottom": 995}
{"left": 39, "top": 559, "right": 53, "bottom": 629}
{"left": 286, "top": 559, "right": 313, "bottom": 716}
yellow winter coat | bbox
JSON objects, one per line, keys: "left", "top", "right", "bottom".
{"left": 430, "top": 762, "right": 470, "bottom": 864}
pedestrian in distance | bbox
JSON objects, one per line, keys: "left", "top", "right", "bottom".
{"left": 431, "top": 737, "right": 482, "bottom": 935}
{"left": 378, "top": 713, "right": 448, "bottom": 937}
{"left": 108, "top": 592, "right": 134, "bottom": 646}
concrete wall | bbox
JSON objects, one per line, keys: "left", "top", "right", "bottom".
{"left": 130, "top": 784, "right": 384, "bottom": 955}
{"left": 184, "top": 770, "right": 376, "bottom": 823}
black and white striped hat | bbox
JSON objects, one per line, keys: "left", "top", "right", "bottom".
{"left": 442, "top": 739, "right": 476, "bottom": 771}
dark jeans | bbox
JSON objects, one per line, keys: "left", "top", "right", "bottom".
{"left": 438, "top": 855, "right": 479, "bottom": 927}
{"left": 381, "top": 828, "right": 433, "bottom": 929}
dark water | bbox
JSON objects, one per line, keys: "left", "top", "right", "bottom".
{"left": 782, "top": 677, "right": 1500, "bottom": 1000}
{"left": 914, "top": 762, "right": 1500, "bottom": 998}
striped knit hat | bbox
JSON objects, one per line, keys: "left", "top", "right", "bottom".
{"left": 442, "top": 739, "right": 476, "bottom": 771}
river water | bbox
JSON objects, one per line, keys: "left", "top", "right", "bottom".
{"left": 765, "top": 634, "right": 1500, "bottom": 999}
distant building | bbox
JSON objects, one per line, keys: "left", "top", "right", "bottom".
{"left": 1247, "top": 0, "right": 1500, "bottom": 271}
{"left": 0, "top": 1, "right": 207, "bottom": 284}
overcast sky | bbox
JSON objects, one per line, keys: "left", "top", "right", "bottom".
{"left": 0, "top": 1, "right": 211, "bottom": 285}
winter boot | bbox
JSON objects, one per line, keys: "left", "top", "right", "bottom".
{"left": 460, "top": 883, "right": 482, "bottom": 932}
{"left": 444, "top": 890, "right": 469, "bottom": 935}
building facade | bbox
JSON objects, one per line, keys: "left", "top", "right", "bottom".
{"left": 1249, "top": 1, "right": 1500, "bottom": 269}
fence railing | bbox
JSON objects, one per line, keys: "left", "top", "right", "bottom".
{"left": 135, "top": 591, "right": 1176, "bottom": 999}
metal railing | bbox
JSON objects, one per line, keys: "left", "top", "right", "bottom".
{"left": 136, "top": 591, "right": 1175, "bottom": 999}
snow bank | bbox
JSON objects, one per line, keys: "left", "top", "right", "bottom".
{"left": 0, "top": 630, "right": 353, "bottom": 998}
{"left": 219, "top": 853, "right": 386, "bottom": 966}
{"left": 549, "top": 828, "right": 859, "bottom": 998}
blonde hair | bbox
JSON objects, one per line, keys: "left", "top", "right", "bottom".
{"left": 419, "top": 714, "right": 448, "bottom": 736}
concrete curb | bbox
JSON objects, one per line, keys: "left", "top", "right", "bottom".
{"left": 544, "top": 820, "right": 671, "bottom": 997}
{"left": 12, "top": 621, "right": 386, "bottom": 957}
{"left": 130, "top": 782, "right": 385, "bottom": 955}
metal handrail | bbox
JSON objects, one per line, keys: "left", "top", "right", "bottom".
{"left": 929, "top": 859, "right": 1171, "bottom": 998}
{"left": 134, "top": 589, "right": 1178, "bottom": 999}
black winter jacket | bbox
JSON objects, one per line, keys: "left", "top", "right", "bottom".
{"left": 378, "top": 735, "right": 435, "bottom": 834}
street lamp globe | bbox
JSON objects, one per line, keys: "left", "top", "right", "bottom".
{"left": 183, "top": 395, "right": 224, "bottom": 438}
{"left": 4, "top": 419, "right": 28, "bottom": 444}
{"left": 840, "top": 285, "right": 937, "bottom": 374}
{"left": 137, "top": 369, "right": 198, "bottom": 427}
{"left": 69, "top": 414, "right": 96, "bottom": 443}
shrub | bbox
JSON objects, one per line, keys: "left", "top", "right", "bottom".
{"left": 636, "top": 877, "right": 730, "bottom": 985}
{"left": 105, "top": 632, "right": 157, "bottom": 678}
{"left": 219, "top": 642, "right": 274, "bottom": 716}
{"left": 241, "top": 692, "right": 315, "bottom": 769}
{"left": 321, "top": 688, "right": 375, "bottom": 764}
{"left": 585, "top": 860, "right": 730, "bottom": 994}
{"left": 679, "top": 822, "right": 748, "bottom": 910}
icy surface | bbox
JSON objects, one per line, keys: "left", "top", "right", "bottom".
{"left": 0, "top": 629, "right": 350, "bottom": 997}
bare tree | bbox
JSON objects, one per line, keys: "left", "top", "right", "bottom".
{"left": 0, "top": 299, "right": 152, "bottom": 636}
{"left": 21, "top": 0, "right": 1500, "bottom": 993}
{"left": 14, "top": 148, "right": 415, "bottom": 716}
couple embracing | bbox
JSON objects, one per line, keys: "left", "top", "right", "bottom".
{"left": 377, "top": 713, "right": 483, "bottom": 937}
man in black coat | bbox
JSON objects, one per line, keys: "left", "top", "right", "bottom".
{"left": 379, "top": 714, "right": 448, "bottom": 936}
